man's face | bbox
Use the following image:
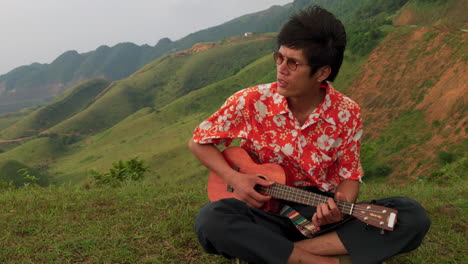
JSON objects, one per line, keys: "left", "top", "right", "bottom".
{"left": 276, "top": 46, "right": 321, "bottom": 98}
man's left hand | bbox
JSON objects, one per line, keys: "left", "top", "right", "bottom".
{"left": 312, "top": 192, "right": 346, "bottom": 226}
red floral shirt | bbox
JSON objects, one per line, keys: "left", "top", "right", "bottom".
{"left": 192, "top": 82, "right": 364, "bottom": 192}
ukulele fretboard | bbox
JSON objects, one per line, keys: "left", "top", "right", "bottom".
{"left": 257, "top": 183, "right": 354, "bottom": 215}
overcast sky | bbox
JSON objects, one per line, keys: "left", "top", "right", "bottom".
{"left": 0, "top": 0, "right": 292, "bottom": 75}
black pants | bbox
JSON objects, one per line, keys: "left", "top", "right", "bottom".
{"left": 195, "top": 196, "right": 430, "bottom": 264}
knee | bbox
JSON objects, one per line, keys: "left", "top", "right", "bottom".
{"left": 392, "top": 197, "right": 431, "bottom": 252}
{"left": 195, "top": 199, "right": 246, "bottom": 240}
{"left": 195, "top": 202, "right": 221, "bottom": 238}
{"left": 390, "top": 197, "right": 431, "bottom": 240}
{"left": 404, "top": 198, "right": 431, "bottom": 232}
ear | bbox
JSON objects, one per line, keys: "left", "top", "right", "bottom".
{"left": 317, "top": 65, "right": 331, "bottom": 82}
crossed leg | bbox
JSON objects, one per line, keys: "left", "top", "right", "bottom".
{"left": 288, "top": 232, "right": 347, "bottom": 264}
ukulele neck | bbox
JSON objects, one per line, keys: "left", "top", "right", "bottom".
{"left": 257, "top": 183, "right": 354, "bottom": 215}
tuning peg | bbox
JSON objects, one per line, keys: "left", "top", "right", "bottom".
{"left": 380, "top": 229, "right": 385, "bottom": 235}
{"left": 365, "top": 224, "right": 369, "bottom": 230}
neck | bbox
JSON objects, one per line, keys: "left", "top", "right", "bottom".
{"left": 288, "top": 86, "right": 325, "bottom": 125}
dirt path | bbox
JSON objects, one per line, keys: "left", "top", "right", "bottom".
{"left": 0, "top": 136, "right": 33, "bottom": 143}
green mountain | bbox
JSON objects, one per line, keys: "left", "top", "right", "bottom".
{"left": 0, "top": 4, "right": 290, "bottom": 114}
{"left": 0, "top": 79, "right": 111, "bottom": 139}
{"left": 0, "top": 0, "right": 464, "bottom": 183}
{"left": 0, "top": 0, "right": 377, "bottom": 114}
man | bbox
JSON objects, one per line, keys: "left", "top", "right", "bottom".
{"left": 189, "top": 6, "right": 430, "bottom": 264}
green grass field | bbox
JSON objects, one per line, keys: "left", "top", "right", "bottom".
{"left": 0, "top": 163, "right": 465, "bottom": 263}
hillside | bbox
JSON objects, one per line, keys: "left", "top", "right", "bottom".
{"left": 0, "top": 0, "right": 464, "bottom": 184}
{"left": 394, "top": 0, "right": 468, "bottom": 28}
{"left": 0, "top": 43, "right": 154, "bottom": 114}
{"left": 46, "top": 37, "right": 276, "bottom": 137}
{"left": 0, "top": 0, "right": 379, "bottom": 115}
{"left": 0, "top": 37, "right": 279, "bottom": 183}
{"left": 0, "top": 2, "right": 293, "bottom": 114}
{"left": 0, "top": 79, "right": 111, "bottom": 139}
{"left": 349, "top": 25, "right": 466, "bottom": 180}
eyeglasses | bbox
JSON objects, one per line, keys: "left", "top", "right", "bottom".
{"left": 273, "top": 51, "right": 310, "bottom": 71}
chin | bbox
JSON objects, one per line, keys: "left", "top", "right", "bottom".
{"left": 277, "top": 87, "right": 294, "bottom": 98}
{"left": 277, "top": 86, "right": 287, "bottom": 96}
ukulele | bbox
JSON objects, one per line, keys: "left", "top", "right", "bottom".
{"left": 207, "top": 146, "right": 398, "bottom": 231}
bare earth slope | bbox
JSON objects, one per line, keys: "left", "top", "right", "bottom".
{"left": 346, "top": 25, "right": 466, "bottom": 179}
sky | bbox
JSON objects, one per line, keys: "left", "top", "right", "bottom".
{"left": 0, "top": 0, "right": 292, "bottom": 75}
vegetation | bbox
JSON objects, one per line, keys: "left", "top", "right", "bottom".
{"left": 0, "top": 160, "right": 49, "bottom": 188}
{"left": 347, "top": 0, "right": 409, "bottom": 56}
{"left": 42, "top": 38, "right": 276, "bottom": 137}
{"left": 0, "top": 79, "right": 110, "bottom": 139}
{"left": 0, "top": 163, "right": 465, "bottom": 263}
{"left": 89, "top": 157, "right": 148, "bottom": 187}
{"left": 401, "top": 0, "right": 464, "bottom": 27}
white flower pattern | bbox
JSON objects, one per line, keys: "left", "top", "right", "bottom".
{"left": 281, "top": 143, "right": 294, "bottom": 156}
{"left": 338, "top": 109, "right": 351, "bottom": 123}
{"left": 273, "top": 115, "right": 286, "bottom": 127}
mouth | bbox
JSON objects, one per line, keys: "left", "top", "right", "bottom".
{"left": 277, "top": 78, "right": 288, "bottom": 88}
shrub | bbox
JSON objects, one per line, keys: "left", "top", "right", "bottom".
{"left": 437, "top": 151, "right": 456, "bottom": 164}
{"left": 365, "top": 164, "right": 393, "bottom": 179}
{"left": 0, "top": 179, "right": 14, "bottom": 190}
{"left": 89, "top": 157, "right": 148, "bottom": 187}
{"left": 427, "top": 156, "right": 466, "bottom": 183}
{"left": 18, "top": 168, "right": 40, "bottom": 187}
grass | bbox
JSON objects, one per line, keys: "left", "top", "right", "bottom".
{"left": 333, "top": 51, "right": 368, "bottom": 93}
{"left": 361, "top": 110, "right": 433, "bottom": 177}
{"left": 360, "top": 179, "right": 467, "bottom": 263}
{"left": 0, "top": 164, "right": 465, "bottom": 263}
{"left": 401, "top": 0, "right": 458, "bottom": 26}
{"left": 0, "top": 109, "right": 33, "bottom": 131}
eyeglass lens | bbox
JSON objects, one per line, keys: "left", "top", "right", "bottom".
{"left": 273, "top": 52, "right": 298, "bottom": 71}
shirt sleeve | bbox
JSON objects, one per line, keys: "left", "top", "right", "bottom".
{"left": 192, "top": 89, "right": 250, "bottom": 147}
{"left": 328, "top": 108, "right": 364, "bottom": 182}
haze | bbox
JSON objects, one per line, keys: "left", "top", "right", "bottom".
{"left": 0, "top": 0, "right": 292, "bottom": 75}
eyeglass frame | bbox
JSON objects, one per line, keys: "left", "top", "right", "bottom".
{"left": 273, "top": 51, "right": 313, "bottom": 71}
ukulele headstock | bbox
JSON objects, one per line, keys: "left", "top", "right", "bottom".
{"left": 352, "top": 204, "right": 398, "bottom": 231}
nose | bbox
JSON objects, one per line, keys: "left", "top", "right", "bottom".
{"left": 277, "top": 59, "right": 289, "bottom": 75}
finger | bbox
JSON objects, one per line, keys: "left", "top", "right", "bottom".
{"left": 249, "top": 190, "right": 271, "bottom": 203}
{"left": 320, "top": 203, "right": 333, "bottom": 223}
{"left": 247, "top": 199, "right": 263, "bottom": 208}
{"left": 327, "top": 198, "right": 341, "bottom": 221}
{"left": 316, "top": 204, "right": 324, "bottom": 225}
{"left": 312, "top": 213, "right": 319, "bottom": 226}
{"left": 255, "top": 175, "right": 275, "bottom": 186}
{"left": 335, "top": 192, "right": 345, "bottom": 201}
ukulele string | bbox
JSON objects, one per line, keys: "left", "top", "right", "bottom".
{"left": 264, "top": 185, "right": 388, "bottom": 225}
{"left": 267, "top": 184, "right": 391, "bottom": 217}
{"left": 268, "top": 184, "right": 355, "bottom": 214}
{"left": 272, "top": 184, "right": 390, "bottom": 214}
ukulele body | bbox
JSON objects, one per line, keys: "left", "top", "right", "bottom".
{"left": 207, "top": 146, "right": 286, "bottom": 202}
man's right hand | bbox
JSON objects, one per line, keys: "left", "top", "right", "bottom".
{"left": 227, "top": 173, "right": 274, "bottom": 208}
{"left": 188, "top": 141, "right": 274, "bottom": 208}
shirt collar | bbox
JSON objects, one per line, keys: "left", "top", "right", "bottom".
{"left": 270, "top": 82, "right": 337, "bottom": 126}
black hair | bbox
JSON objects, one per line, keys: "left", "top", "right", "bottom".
{"left": 277, "top": 6, "right": 346, "bottom": 81}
